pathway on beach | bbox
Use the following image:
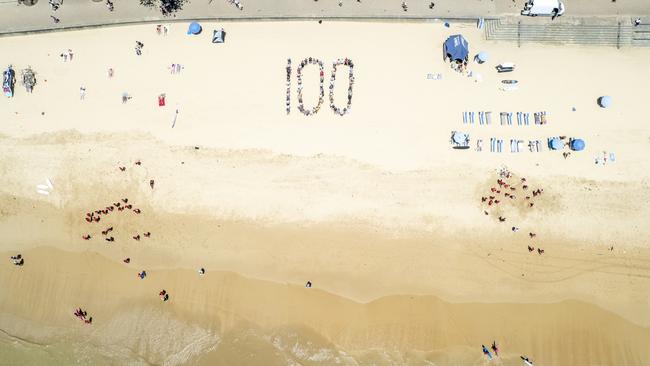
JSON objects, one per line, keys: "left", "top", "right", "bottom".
{"left": 1, "top": 0, "right": 649, "bottom": 35}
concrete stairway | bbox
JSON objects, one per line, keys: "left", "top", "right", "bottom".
{"left": 485, "top": 18, "right": 639, "bottom": 48}
{"left": 631, "top": 18, "right": 650, "bottom": 47}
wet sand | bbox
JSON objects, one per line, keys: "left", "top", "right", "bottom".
{"left": 2, "top": 246, "right": 650, "bottom": 366}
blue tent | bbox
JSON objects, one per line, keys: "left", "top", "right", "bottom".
{"left": 549, "top": 138, "right": 563, "bottom": 150}
{"left": 570, "top": 139, "right": 585, "bottom": 151}
{"left": 599, "top": 95, "right": 612, "bottom": 108}
{"left": 187, "top": 22, "right": 202, "bottom": 35}
{"left": 444, "top": 35, "right": 469, "bottom": 62}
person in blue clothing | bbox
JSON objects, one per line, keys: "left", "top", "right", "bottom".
{"left": 482, "top": 344, "right": 492, "bottom": 359}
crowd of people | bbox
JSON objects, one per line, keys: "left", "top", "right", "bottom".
{"left": 481, "top": 169, "right": 546, "bottom": 255}
{"left": 328, "top": 58, "right": 354, "bottom": 116}
{"left": 296, "top": 57, "right": 325, "bottom": 116}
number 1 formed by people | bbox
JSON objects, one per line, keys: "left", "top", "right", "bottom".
{"left": 286, "top": 57, "right": 355, "bottom": 117}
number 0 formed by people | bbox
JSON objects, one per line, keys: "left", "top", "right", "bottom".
{"left": 286, "top": 57, "right": 355, "bottom": 117}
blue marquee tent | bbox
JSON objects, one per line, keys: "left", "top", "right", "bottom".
{"left": 570, "top": 139, "right": 585, "bottom": 151}
{"left": 443, "top": 35, "right": 469, "bottom": 62}
{"left": 187, "top": 22, "right": 202, "bottom": 35}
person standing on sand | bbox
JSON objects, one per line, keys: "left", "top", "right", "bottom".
{"left": 482, "top": 344, "right": 492, "bottom": 359}
{"left": 80, "top": 86, "right": 86, "bottom": 100}
{"left": 491, "top": 341, "right": 499, "bottom": 356}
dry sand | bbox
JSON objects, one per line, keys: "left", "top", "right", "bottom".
{"left": 1, "top": 21, "right": 650, "bottom": 365}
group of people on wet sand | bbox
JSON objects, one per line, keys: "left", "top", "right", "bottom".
{"left": 481, "top": 171, "right": 546, "bottom": 255}
{"left": 74, "top": 308, "right": 92, "bottom": 324}
{"left": 82, "top": 197, "right": 146, "bottom": 243}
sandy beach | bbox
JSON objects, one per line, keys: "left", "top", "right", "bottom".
{"left": 1, "top": 19, "right": 650, "bottom": 365}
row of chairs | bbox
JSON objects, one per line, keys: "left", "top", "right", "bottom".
{"left": 462, "top": 111, "right": 548, "bottom": 125}
{"left": 475, "top": 139, "right": 543, "bottom": 152}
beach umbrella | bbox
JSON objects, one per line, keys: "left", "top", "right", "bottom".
{"left": 570, "top": 139, "right": 585, "bottom": 151}
{"left": 476, "top": 51, "right": 489, "bottom": 63}
{"left": 187, "top": 22, "right": 202, "bottom": 35}
{"left": 598, "top": 95, "right": 612, "bottom": 108}
{"left": 452, "top": 132, "right": 467, "bottom": 144}
{"left": 443, "top": 34, "right": 469, "bottom": 62}
{"left": 549, "top": 138, "right": 563, "bottom": 150}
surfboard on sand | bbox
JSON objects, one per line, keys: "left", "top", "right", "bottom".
{"left": 37, "top": 184, "right": 49, "bottom": 190}
{"left": 521, "top": 356, "right": 534, "bottom": 366}
{"left": 46, "top": 178, "right": 54, "bottom": 190}
{"left": 37, "top": 189, "right": 50, "bottom": 195}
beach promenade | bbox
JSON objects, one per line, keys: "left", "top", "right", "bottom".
{"left": 2, "top": 0, "right": 650, "bottom": 35}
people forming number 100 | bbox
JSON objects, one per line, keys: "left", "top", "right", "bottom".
{"left": 285, "top": 57, "right": 355, "bottom": 117}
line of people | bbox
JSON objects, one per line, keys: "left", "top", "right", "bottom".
{"left": 286, "top": 58, "right": 292, "bottom": 114}
{"left": 296, "top": 57, "right": 325, "bottom": 116}
{"left": 329, "top": 58, "right": 354, "bottom": 116}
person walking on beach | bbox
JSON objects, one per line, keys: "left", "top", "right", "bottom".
{"left": 491, "top": 341, "right": 499, "bottom": 356}
{"left": 79, "top": 86, "right": 86, "bottom": 100}
{"left": 482, "top": 344, "right": 492, "bottom": 359}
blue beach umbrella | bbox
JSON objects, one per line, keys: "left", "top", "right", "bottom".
{"left": 598, "top": 95, "right": 612, "bottom": 108}
{"left": 453, "top": 132, "right": 467, "bottom": 144}
{"left": 549, "top": 138, "right": 563, "bottom": 150}
{"left": 187, "top": 22, "right": 202, "bottom": 35}
{"left": 570, "top": 139, "right": 585, "bottom": 151}
{"left": 476, "top": 51, "right": 489, "bottom": 63}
